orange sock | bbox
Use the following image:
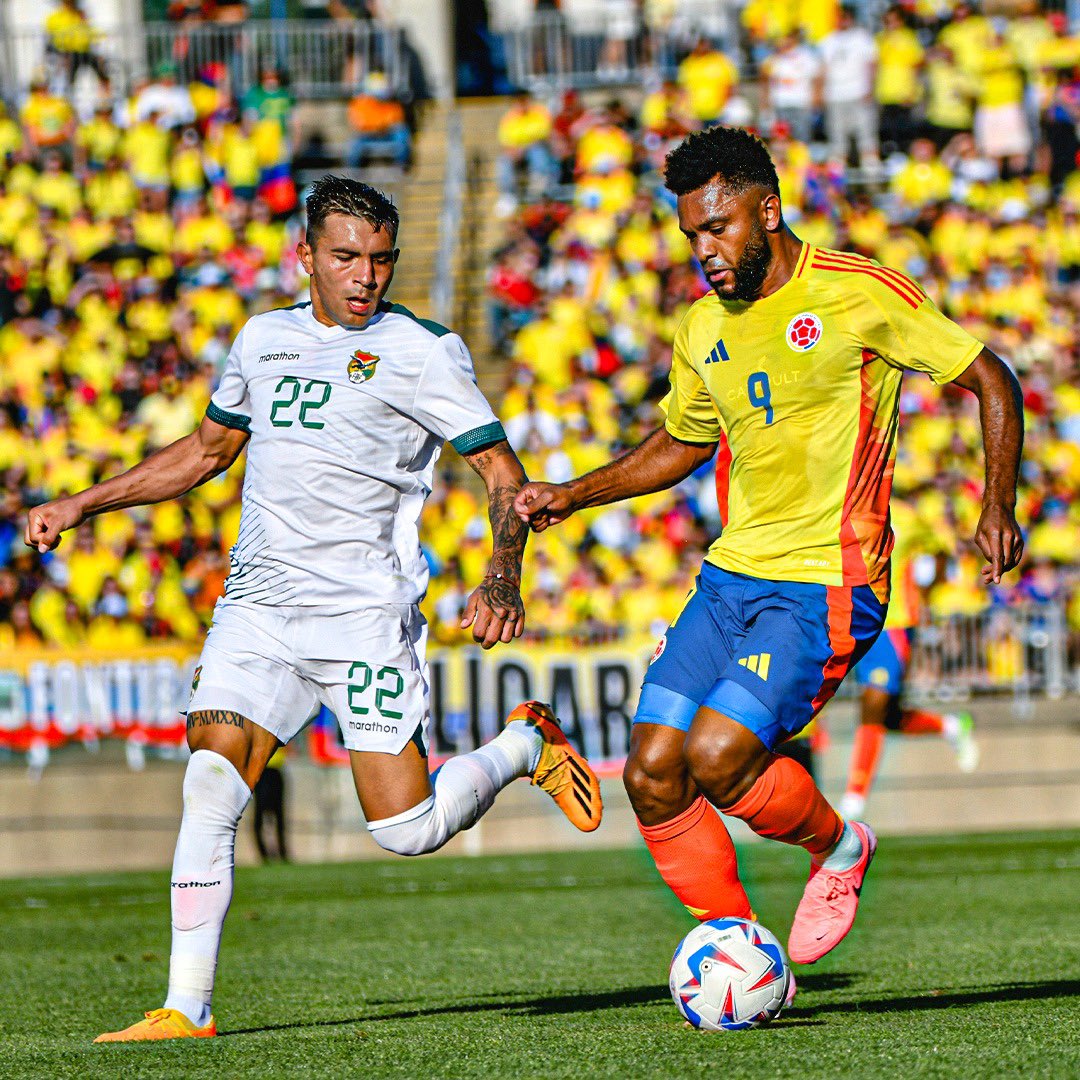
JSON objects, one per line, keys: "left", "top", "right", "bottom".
{"left": 722, "top": 753, "right": 844, "bottom": 858}
{"left": 638, "top": 795, "right": 752, "bottom": 920}
{"left": 899, "top": 709, "right": 945, "bottom": 735}
{"left": 845, "top": 723, "right": 886, "bottom": 799}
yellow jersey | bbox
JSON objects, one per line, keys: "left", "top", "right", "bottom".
{"left": 660, "top": 244, "right": 982, "bottom": 602}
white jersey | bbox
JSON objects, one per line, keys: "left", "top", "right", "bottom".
{"left": 208, "top": 300, "right": 503, "bottom": 613}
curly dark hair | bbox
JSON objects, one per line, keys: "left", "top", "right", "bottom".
{"left": 306, "top": 175, "right": 400, "bottom": 246}
{"left": 664, "top": 127, "right": 780, "bottom": 198}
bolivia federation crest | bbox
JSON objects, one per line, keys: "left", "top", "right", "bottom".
{"left": 348, "top": 349, "right": 380, "bottom": 383}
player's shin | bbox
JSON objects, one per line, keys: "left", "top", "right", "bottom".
{"left": 721, "top": 753, "right": 844, "bottom": 859}
{"left": 841, "top": 722, "right": 886, "bottom": 817}
{"left": 163, "top": 749, "right": 252, "bottom": 1027}
{"left": 367, "top": 727, "right": 538, "bottom": 856}
{"left": 638, "top": 796, "right": 753, "bottom": 920}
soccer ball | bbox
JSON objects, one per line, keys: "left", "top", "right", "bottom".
{"left": 669, "top": 917, "right": 791, "bottom": 1031}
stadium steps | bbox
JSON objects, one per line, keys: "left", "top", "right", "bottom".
{"left": 386, "top": 104, "right": 453, "bottom": 321}
{"left": 454, "top": 100, "right": 511, "bottom": 398}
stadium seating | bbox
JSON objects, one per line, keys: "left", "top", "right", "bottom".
{"left": 0, "top": 4, "right": 1077, "bottom": 684}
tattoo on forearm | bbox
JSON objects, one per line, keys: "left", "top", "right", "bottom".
{"left": 488, "top": 482, "right": 527, "bottom": 582}
{"left": 186, "top": 710, "right": 249, "bottom": 731}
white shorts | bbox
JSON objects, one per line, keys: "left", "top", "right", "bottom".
{"left": 185, "top": 598, "right": 429, "bottom": 756}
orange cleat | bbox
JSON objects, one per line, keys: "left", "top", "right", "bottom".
{"left": 94, "top": 1008, "right": 217, "bottom": 1043}
{"left": 508, "top": 701, "right": 603, "bottom": 832}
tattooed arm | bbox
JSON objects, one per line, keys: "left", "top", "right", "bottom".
{"left": 459, "top": 439, "right": 529, "bottom": 649}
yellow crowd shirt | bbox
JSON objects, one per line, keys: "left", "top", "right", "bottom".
{"left": 660, "top": 244, "right": 983, "bottom": 601}
{"left": 45, "top": 7, "right": 94, "bottom": 52}
{"left": 875, "top": 28, "right": 924, "bottom": 106}
{"left": 676, "top": 50, "right": 738, "bottom": 121}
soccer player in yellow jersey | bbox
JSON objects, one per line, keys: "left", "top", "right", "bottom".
{"left": 839, "top": 500, "right": 978, "bottom": 822}
{"left": 516, "top": 127, "right": 1024, "bottom": 967}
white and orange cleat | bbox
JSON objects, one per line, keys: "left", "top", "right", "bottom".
{"left": 94, "top": 1008, "right": 217, "bottom": 1043}
{"left": 788, "top": 821, "right": 877, "bottom": 965}
{"left": 507, "top": 701, "right": 603, "bottom": 832}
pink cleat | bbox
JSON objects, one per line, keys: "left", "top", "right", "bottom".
{"left": 781, "top": 971, "right": 797, "bottom": 1012}
{"left": 788, "top": 821, "right": 877, "bottom": 965}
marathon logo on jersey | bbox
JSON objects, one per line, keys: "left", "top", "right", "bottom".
{"left": 348, "top": 349, "right": 380, "bottom": 383}
{"left": 259, "top": 351, "right": 301, "bottom": 363}
{"left": 786, "top": 313, "right": 822, "bottom": 352}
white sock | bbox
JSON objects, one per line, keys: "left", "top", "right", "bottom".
{"left": 815, "top": 821, "right": 863, "bottom": 872}
{"left": 368, "top": 725, "right": 540, "bottom": 856}
{"left": 942, "top": 714, "right": 961, "bottom": 741}
{"left": 163, "top": 749, "right": 251, "bottom": 1027}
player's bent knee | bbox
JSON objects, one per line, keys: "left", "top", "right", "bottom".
{"left": 623, "top": 743, "right": 694, "bottom": 821}
{"left": 367, "top": 795, "right": 447, "bottom": 857}
{"left": 683, "top": 729, "right": 758, "bottom": 809}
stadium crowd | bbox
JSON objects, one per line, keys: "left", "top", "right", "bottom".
{"left": 0, "top": 58, "right": 302, "bottom": 653}
{"left": 0, "top": 0, "right": 1077, "bottom": 665}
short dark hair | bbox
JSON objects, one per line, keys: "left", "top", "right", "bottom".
{"left": 305, "top": 175, "right": 400, "bottom": 247}
{"left": 664, "top": 126, "right": 780, "bottom": 198}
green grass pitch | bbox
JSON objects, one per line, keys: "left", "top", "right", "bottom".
{"left": 2, "top": 831, "right": 1079, "bottom": 1079}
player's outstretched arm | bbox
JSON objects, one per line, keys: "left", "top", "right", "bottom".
{"left": 951, "top": 348, "right": 1025, "bottom": 584}
{"left": 459, "top": 439, "right": 529, "bottom": 650}
{"left": 24, "top": 414, "right": 249, "bottom": 553}
{"left": 514, "top": 426, "right": 717, "bottom": 534}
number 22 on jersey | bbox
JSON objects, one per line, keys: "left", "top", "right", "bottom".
{"left": 270, "top": 376, "right": 333, "bottom": 429}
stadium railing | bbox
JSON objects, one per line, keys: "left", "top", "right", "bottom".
{"left": 0, "top": 20, "right": 408, "bottom": 101}
{"left": 493, "top": 5, "right": 743, "bottom": 92}
{"left": 432, "top": 108, "right": 465, "bottom": 327}
{"left": 907, "top": 602, "right": 1071, "bottom": 705}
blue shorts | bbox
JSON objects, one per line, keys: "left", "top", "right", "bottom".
{"left": 635, "top": 563, "right": 886, "bottom": 750}
{"left": 852, "top": 627, "right": 911, "bottom": 696}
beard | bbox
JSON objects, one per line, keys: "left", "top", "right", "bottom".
{"left": 728, "top": 220, "right": 773, "bottom": 301}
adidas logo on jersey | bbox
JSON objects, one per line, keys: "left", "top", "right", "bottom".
{"left": 737, "top": 653, "right": 771, "bottom": 680}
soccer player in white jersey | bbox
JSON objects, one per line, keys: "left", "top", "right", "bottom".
{"left": 25, "top": 177, "right": 603, "bottom": 1042}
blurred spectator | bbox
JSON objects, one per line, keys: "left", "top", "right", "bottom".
{"left": 496, "top": 93, "right": 555, "bottom": 209}
{"left": 876, "top": 7, "right": 923, "bottom": 153}
{"left": 818, "top": 5, "right": 879, "bottom": 170}
{"left": 923, "top": 44, "right": 974, "bottom": 150}
{"left": 346, "top": 73, "right": 412, "bottom": 169}
{"left": 891, "top": 137, "right": 953, "bottom": 208}
{"left": 760, "top": 32, "right": 821, "bottom": 144}
{"left": 598, "top": 0, "right": 641, "bottom": 79}
{"left": 44, "top": 0, "right": 107, "bottom": 89}
{"left": 241, "top": 67, "right": 299, "bottom": 151}
{"left": 973, "top": 24, "right": 1030, "bottom": 171}
{"left": 20, "top": 76, "right": 76, "bottom": 153}
{"left": 133, "top": 63, "right": 196, "bottom": 130}
{"left": 676, "top": 37, "right": 738, "bottom": 126}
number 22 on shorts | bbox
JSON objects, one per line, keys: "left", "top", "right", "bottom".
{"left": 348, "top": 661, "right": 405, "bottom": 719}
